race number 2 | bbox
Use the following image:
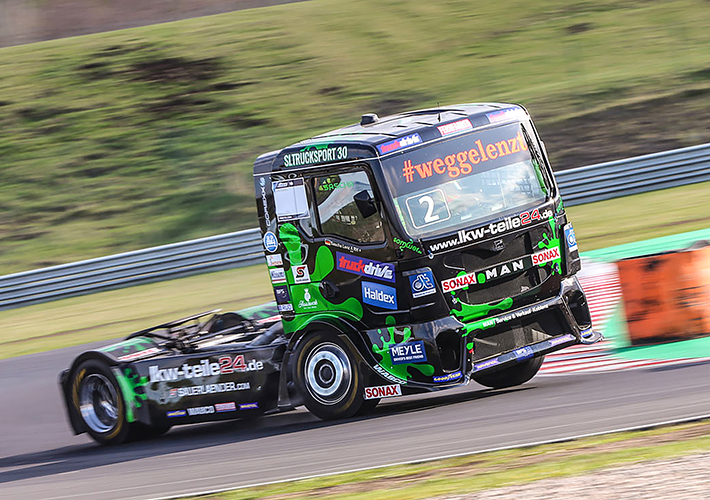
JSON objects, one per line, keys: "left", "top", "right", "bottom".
{"left": 405, "top": 189, "right": 451, "bottom": 228}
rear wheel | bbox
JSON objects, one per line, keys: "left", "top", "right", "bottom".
{"left": 472, "top": 356, "right": 544, "bottom": 389}
{"left": 71, "top": 360, "right": 131, "bottom": 445}
{"left": 293, "top": 333, "right": 366, "bottom": 420}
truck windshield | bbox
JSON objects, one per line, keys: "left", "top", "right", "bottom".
{"left": 381, "top": 123, "right": 549, "bottom": 239}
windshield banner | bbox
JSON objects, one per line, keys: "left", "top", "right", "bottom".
{"left": 383, "top": 123, "right": 531, "bottom": 196}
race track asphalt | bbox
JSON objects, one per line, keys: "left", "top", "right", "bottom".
{"left": 2, "top": 342, "right": 710, "bottom": 500}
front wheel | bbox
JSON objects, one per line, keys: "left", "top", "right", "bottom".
{"left": 71, "top": 360, "right": 132, "bottom": 445}
{"left": 293, "top": 333, "right": 366, "bottom": 420}
{"left": 472, "top": 356, "right": 544, "bottom": 389}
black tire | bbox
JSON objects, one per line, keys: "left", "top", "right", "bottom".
{"left": 292, "top": 332, "right": 366, "bottom": 420}
{"left": 71, "top": 360, "right": 132, "bottom": 445}
{"left": 472, "top": 355, "right": 544, "bottom": 389}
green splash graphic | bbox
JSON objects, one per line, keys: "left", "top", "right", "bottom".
{"left": 300, "top": 143, "right": 331, "bottom": 151}
{"left": 537, "top": 217, "right": 562, "bottom": 275}
{"left": 279, "top": 226, "right": 363, "bottom": 333}
{"left": 372, "top": 317, "right": 435, "bottom": 381}
{"left": 556, "top": 199, "right": 564, "bottom": 214}
{"left": 113, "top": 367, "right": 149, "bottom": 423}
{"left": 100, "top": 337, "right": 154, "bottom": 355}
{"left": 451, "top": 296, "right": 514, "bottom": 325}
{"left": 279, "top": 223, "right": 303, "bottom": 266}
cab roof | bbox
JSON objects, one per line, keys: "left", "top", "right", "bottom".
{"left": 254, "top": 102, "right": 529, "bottom": 175}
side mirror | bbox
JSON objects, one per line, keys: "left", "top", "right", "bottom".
{"left": 354, "top": 190, "right": 378, "bottom": 219}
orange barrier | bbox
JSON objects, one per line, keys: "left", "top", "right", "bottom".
{"left": 617, "top": 243, "right": 710, "bottom": 345}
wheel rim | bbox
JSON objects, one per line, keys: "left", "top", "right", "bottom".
{"left": 305, "top": 342, "right": 352, "bottom": 405}
{"left": 79, "top": 373, "right": 119, "bottom": 434}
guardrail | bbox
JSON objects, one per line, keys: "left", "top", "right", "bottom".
{"left": 556, "top": 142, "right": 710, "bottom": 206}
{"left": 1, "top": 142, "right": 709, "bottom": 310}
{"left": 0, "top": 229, "right": 264, "bottom": 310}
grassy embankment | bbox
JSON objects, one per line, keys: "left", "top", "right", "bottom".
{"left": 1, "top": 180, "right": 708, "bottom": 359}
{"left": 1, "top": 0, "right": 710, "bottom": 274}
{"left": 180, "top": 420, "right": 710, "bottom": 499}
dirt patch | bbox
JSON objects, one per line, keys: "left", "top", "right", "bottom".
{"left": 225, "top": 112, "right": 270, "bottom": 129}
{"left": 540, "top": 87, "right": 710, "bottom": 169}
{"left": 128, "top": 56, "right": 223, "bottom": 84}
{"left": 566, "top": 22, "right": 593, "bottom": 34}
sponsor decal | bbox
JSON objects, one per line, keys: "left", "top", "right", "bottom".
{"left": 513, "top": 346, "right": 534, "bottom": 361}
{"left": 390, "top": 340, "right": 427, "bottom": 365}
{"left": 166, "top": 410, "right": 186, "bottom": 418}
{"left": 278, "top": 303, "right": 294, "bottom": 313}
{"left": 428, "top": 208, "right": 552, "bottom": 252}
{"left": 116, "top": 347, "right": 161, "bottom": 362}
{"left": 393, "top": 237, "right": 424, "bottom": 255}
{"left": 372, "top": 364, "right": 406, "bottom": 384}
{"left": 531, "top": 246, "right": 560, "bottom": 266}
{"left": 324, "top": 238, "right": 362, "bottom": 253}
{"left": 336, "top": 252, "right": 395, "bottom": 283}
{"left": 486, "top": 107, "right": 525, "bottom": 123}
{"left": 473, "top": 358, "right": 501, "bottom": 372}
{"left": 187, "top": 405, "right": 215, "bottom": 416}
{"left": 283, "top": 144, "right": 348, "bottom": 167}
{"left": 215, "top": 402, "right": 237, "bottom": 413}
{"left": 274, "top": 286, "right": 293, "bottom": 311}
{"left": 259, "top": 176, "right": 271, "bottom": 227}
{"left": 564, "top": 223, "right": 578, "bottom": 252}
{"left": 403, "top": 129, "right": 527, "bottom": 184}
{"left": 239, "top": 402, "right": 259, "bottom": 410}
{"left": 293, "top": 264, "right": 311, "bottom": 284}
{"left": 472, "top": 302, "right": 551, "bottom": 331}
{"left": 437, "top": 118, "right": 473, "bottom": 137}
{"left": 297, "top": 286, "right": 319, "bottom": 311}
{"left": 318, "top": 179, "right": 354, "bottom": 191}
{"left": 269, "top": 267, "right": 287, "bottom": 284}
{"left": 549, "top": 333, "right": 576, "bottom": 346}
{"left": 441, "top": 258, "right": 526, "bottom": 293}
{"left": 433, "top": 370, "right": 463, "bottom": 383}
{"left": 364, "top": 384, "right": 402, "bottom": 400}
{"left": 263, "top": 231, "right": 279, "bottom": 253}
{"left": 377, "top": 133, "right": 423, "bottom": 155}
{"left": 362, "top": 281, "right": 397, "bottom": 310}
{"left": 409, "top": 269, "right": 436, "bottom": 298}
{"left": 149, "top": 357, "right": 264, "bottom": 383}
{"left": 168, "top": 382, "right": 250, "bottom": 398}
{"left": 266, "top": 254, "right": 283, "bottom": 267}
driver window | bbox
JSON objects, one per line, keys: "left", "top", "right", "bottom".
{"left": 314, "top": 170, "right": 385, "bottom": 243}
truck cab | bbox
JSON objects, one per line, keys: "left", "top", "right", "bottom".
{"left": 254, "top": 103, "right": 599, "bottom": 419}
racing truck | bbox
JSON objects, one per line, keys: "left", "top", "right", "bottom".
{"left": 60, "top": 103, "right": 601, "bottom": 445}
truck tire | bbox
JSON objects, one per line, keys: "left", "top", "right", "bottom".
{"left": 293, "top": 332, "right": 366, "bottom": 420}
{"left": 472, "top": 356, "right": 544, "bottom": 389}
{"left": 71, "top": 359, "right": 133, "bottom": 445}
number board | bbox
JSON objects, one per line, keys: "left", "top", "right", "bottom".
{"left": 405, "top": 189, "right": 451, "bottom": 228}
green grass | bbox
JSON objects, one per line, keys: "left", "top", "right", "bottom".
{"left": 567, "top": 180, "right": 710, "bottom": 251}
{"left": 179, "top": 420, "right": 710, "bottom": 499}
{"left": 0, "top": 181, "right": 707, "bottom": 359}
{"left": 1, "top": 0, "right": 710, "bottom": 273}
